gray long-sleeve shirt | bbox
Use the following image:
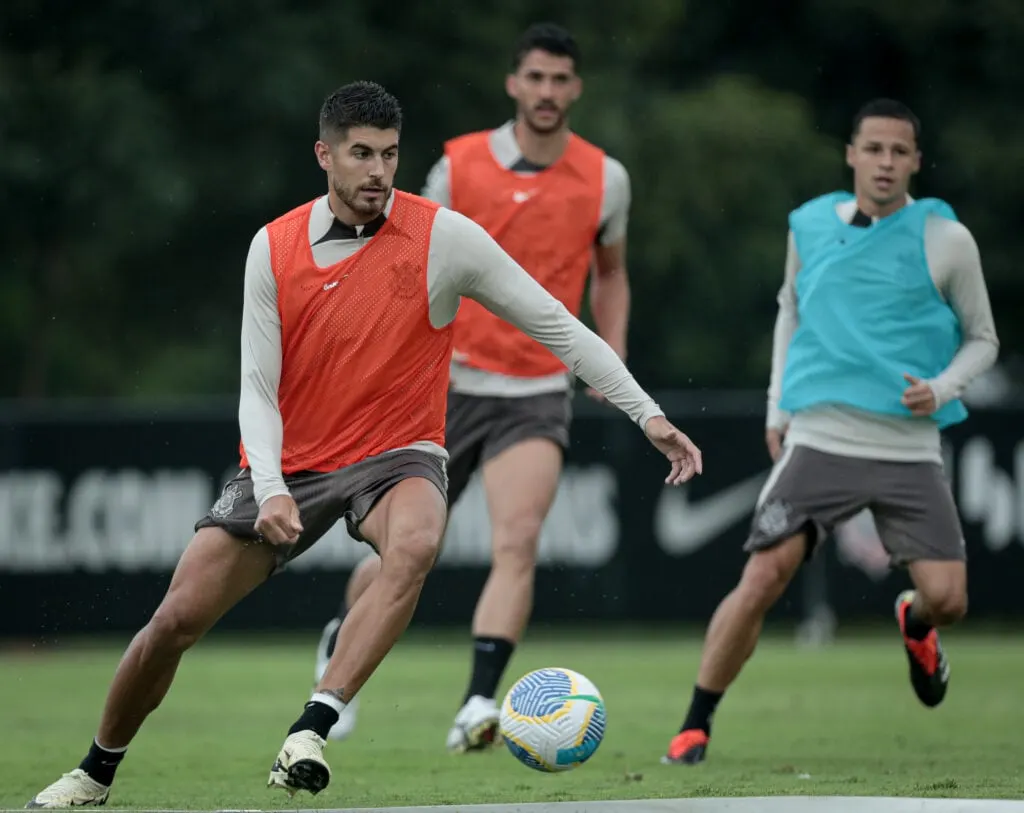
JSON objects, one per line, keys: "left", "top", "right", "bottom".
{"left": 767, "top": 197, "right": 999, "bottom": 463}
{"left": 239, "top": 192, "right": 663, "bottom": 505}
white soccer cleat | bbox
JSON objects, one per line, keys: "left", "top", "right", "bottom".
{"left": 314, "top": 616, "right": 360, "bottom": 741}
{"left": 267, "top": 730, "right": 331, "bottom": 797}
{"left": 446, "top": 694, "right": 501, "bottom": 753}
{"left": 26, "top": 768, "right": 110, "bottom": 808}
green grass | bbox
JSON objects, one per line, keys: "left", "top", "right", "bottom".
{"left": 1, "top": 627, "right": 1022, "bottom": 809}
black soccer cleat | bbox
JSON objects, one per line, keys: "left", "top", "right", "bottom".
{"left": 895, "top": 590, "right": 950, "bottom": 708}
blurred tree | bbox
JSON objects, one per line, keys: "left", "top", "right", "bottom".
{"left": 0, "top": 0, "right": 1018, "bottom": 398}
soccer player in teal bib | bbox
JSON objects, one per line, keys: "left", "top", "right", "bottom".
{"left": 663, "top": 99, "right": 1000, "bottom": 766}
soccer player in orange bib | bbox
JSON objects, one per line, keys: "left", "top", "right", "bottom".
{"left": 28, "top": 80, "right": 700, "bottom": 807}
{"left": 310, "top": 24, "right": 639, "bottom": 752}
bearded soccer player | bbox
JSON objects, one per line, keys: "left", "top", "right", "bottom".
{"left": 27, "top": 81, "right": 700, "bottom": 807}
{"left": 309, "top": 23, "right": 636, "bottom": 751}
{"left": 662, "top": 98, "right": 999, "bottom": 767}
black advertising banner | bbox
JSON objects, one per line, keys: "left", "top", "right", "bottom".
{"left": 1, "top": 398, "right": 1021, "bottom": 636}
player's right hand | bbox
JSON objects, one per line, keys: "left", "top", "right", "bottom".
{"left": 765, "top": 427, "right": 787, "bottom": 462}
{"left": 255, "top": 494, "right": 304, "bottom": 545}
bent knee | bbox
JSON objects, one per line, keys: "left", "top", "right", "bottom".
{"left": 924, "top": 590, "right": 968, "bottom": 625}
{"left": 491, "top": 515, "right": 545, "bottom": 569}
{"left": 738, "top": 540, "right": 804, "bottom": 609}
{"left": 911, "top": 560, "right": 968, "bottom": 626}
{"left": 148, "top": 602, "right": 208, "bottom": 653}
{"left": 384, "top": 529, "right": 441, "bottom": 579}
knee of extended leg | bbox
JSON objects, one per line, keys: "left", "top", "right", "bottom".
{"left": 385, "top": 528, "right": 442, "bottom": 577}
{"left": 491, "top": 515, "right": 544, "bottom": 569}
{"left": 739, "top": 548, "right": 800, "bottom": 608}
{"left": 148, "top": 603, "right": 206, "bottom": 652}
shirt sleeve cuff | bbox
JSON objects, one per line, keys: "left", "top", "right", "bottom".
{"left": 252, "top": 479, "right": 291, "bottom": 508}
{"left": 638, "top": 404, "right": 666, "bottom": 432}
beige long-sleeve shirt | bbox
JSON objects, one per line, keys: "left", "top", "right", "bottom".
{"left": 238, "top": 192, "right": 662, "bottom": 505}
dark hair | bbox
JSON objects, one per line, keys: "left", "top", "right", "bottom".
{"left": 319, "top": 81, "right": 402, "bottom": 144}
{"left": 511, "top": 22, "right": 581, "bottom": 72}
{"left": 851, "top": 98, "right": 921, "bottom": 143}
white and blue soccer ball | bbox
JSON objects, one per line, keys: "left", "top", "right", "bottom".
{"left": 499, "top": 667, "right": 606, "bottom": 772}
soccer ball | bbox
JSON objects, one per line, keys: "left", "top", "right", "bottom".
{"left": 499, "top": 667, "right": 606, "bottom": 772}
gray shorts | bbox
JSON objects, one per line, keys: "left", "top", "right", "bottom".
{"left": 195, "top": 449, "right": 448, "bottom": 572}
{"left": 445, "top": 390, "right": 572, "bottom": 507}
{"left": 746, "top": 445, "right": 966, "bottom": 567}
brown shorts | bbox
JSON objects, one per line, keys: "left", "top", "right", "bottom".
{"left": 745, "top": 445, "right": 966, "bottom": 567}
{"left": 445, "top": 390, "right": 572, "bottom": 507}
{"left": 195, "top": 449, "right": 448, "bottom": 573}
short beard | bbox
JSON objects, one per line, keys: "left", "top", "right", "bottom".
{"left": 521, "top": 107, "right": 566, "bottom": 135}
{"left": 333, "top": 179, "right": 388, "bottom": 217}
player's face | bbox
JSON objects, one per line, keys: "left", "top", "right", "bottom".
{"left": 506, "top": 49, "right": 581, "bottom": 135}
{"left": 316, "top": 127, "right": 399, "bottom": 219}
{"left": 846, "top": 117, "right": 921, "bottom": 209}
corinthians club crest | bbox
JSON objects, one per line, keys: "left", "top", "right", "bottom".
{"left": 210, "top": 482, "right": 243, "bottom": 519}
{"left": 755, "top": 498, "right": 792, "bottom": 538}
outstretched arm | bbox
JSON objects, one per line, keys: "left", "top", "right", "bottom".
{"left": 428, "top": 207, "right": 702, "bottom": 483}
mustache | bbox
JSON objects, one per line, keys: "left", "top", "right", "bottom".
{"left": 533, "top": 101, "right": 559, "bottom": 112}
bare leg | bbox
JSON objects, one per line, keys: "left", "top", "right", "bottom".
{"left": 894, "top": 559, "right": 967, "bottom": 708}
{"left": 341, "top": 439, "right": 562, "bottom": 655}
{"left": 434, "top": 439, "right": 563, "bottom": 753}
{"left": 906, "top": 560, "right": 967, "bottom": 627}
{"left": 696, "top": 534, "right": 807, "bottom": 692}
{"left": 306, "top": 501, "right": 429, "bottom": 744}
{"left": 472, "top": 438, "right": 562, "bottom": 646}
{"left": 28, "top": 528, "right": 276, "bottom": 807}
{"left": 269, "top": 477, "right": 447, "bottom": 797}
{"left": 97, "top": 529, "right": 275, "bottom": 747}
{"left": 316, "top": 477, "right": 446, "bottom": 702}
{"left": 663, "top": 534, "right": 807, "bottom": 765}
{"left": 346, "top": 554, "right": 381, "bottom": 610}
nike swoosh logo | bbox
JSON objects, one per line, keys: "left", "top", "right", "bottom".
{"left": 655, "top": 470, "right": 770, "bottom": 555}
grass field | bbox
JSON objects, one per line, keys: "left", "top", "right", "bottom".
{"left": 2, "top": 626, "right": 1022, "bottom": 809}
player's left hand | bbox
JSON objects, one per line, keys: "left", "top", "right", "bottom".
{"left": 584, "top": 386, "right": 608, "bottom": 404}
{"left": 901, "top": 373, "right": 938, "bottom": 416}
{"left": 644, "top": 416, "right": 703, "bottom": 485}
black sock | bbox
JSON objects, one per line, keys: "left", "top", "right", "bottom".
{"left": 463, "top": 636, "right": 515, "bottom": 704}
{"left": 288, "top": 700, "right": 340, "bottom": 740}
{"left": 78, "top": 739, "right": 126, "bottom": 787}
{"left": 680, "top": 685, "right": 724, "bottom": 736}
{"left": 904, "top": 603, "right": 933, "bottom": 641}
